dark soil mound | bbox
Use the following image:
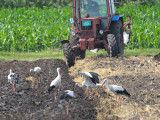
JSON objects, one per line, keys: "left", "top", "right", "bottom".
{"left": 153, "top": 53, "right": 160, "bottom": 61}
{"left": 0, "top": 59, "right": 97, "bottom": 120}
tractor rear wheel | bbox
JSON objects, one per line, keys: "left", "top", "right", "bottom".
{"left": 70, "top": 24, "right": 86, "bottom": 59}
{"left": 62, "top": 42, "right": 75, "bottom": 67}
{"left": 110, "top": 20, "right": 124, "bottom": 54}
{"left": 107, "top": 34, "right": 118, "bottom": 57}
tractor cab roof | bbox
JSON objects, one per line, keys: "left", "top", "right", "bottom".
{"left": 74, "top": 0, "right": 115, "bottom": 18}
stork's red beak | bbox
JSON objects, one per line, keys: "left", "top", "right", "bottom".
{"left": 74, "top": 86, "right": 77, "bottom": 91}
{"left": 102, "top": 81, "right": 105, "bottom": 86}
{"left": 61, "top": 70, "right": 64, "bottom": 74}
{"left": 96, "top": 81, "right": 105, "bottom": 90}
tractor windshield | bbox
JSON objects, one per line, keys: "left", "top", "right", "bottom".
{"left": 79, "top": 0, "right": 108, "bottom": 18}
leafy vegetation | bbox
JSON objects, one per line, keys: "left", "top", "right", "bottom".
{"left": 116, "top": 4, "right": 160, "bottom": 49}
{"left": 0, "top": 0, "right": 72, "bottom": 8}
{"left": 116, "top": 0, "right": 160, "bottom": 6}
{"left": 0, "top": 0, "right": 159, "bottom": 8}
{"left": 0, "top": 7, "right": 71, "bottom": 52}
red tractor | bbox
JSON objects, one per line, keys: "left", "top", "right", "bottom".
{"left": 61, "top": 0, "right": 132, "bottom": 67}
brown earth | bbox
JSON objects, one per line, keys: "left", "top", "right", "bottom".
{"left": 0, "top": 59, "right": 97, "bottom": 120}
{"left": 0, "top": 53, "right": 160, "bottom": 120}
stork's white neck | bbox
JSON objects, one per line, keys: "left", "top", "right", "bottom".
{"left": 57, "top": 69, "right": 62, "bottom": 81}
{"left": 10, "top": 69, "right": 12, "bottom": 74}
{"left": 104, "top": 79, "right": 110, "bottom": 91}
{"left": 57, "top": 70, "right": 60, "bottom": 75}
{"left": 56, "top": 68, "right": 60, "bottom": 75}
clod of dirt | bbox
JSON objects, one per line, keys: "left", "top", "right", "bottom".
{"left": 153, "top": 53, "right": 160, "bottom": 61}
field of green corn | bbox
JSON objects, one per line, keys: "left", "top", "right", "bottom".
{"left": 0, "top": 4, "right": 159, "bottom": 52}
{"left": 117, "top": 4, "right": 160, "bottom": 49}
{"left": 0, "top": 7, "right": 71, "bottom": 52}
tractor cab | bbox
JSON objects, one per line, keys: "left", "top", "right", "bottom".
{"left": 80, "top": 0, "right": 110, "bottom": 18}
{"left": 73, "top": 0, "right": 115, "bottom": 39}
{"left": 61, "top": 0, "right": 132, "bottom": 67}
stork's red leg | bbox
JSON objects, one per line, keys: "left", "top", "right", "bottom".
{"left": 54, "top": 91, "right": 57, "bottom": 100}
{"left": 87, "top": 90, "right": 90, "bottom": 97}
{"left": 36, "top": 77, "right": 38, "bottom": 87}
{"left": 66, "top": 102, "right": 69, "bottom": 115}
{"left": 39, "top": 76, "right": 40, "bottom": 83}
{"left": 12, "top": 83, "right": 15, "bottom": 93}
{"left": 114, "top": 95, "right": 117, "bottom": 108}
{"left": 119, "top": 96, "right": 121, "bottom": 108}
{"left": 84, "top": 89, "right": 90, "bottom": 100}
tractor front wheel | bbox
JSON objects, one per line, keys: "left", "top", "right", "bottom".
{"left": 62, "top": 42, "right": 75, "bottom": 67}
{"left": 110, "top": 20, "right": 124, "bottom": 54}
{"left": 107, "top": 34, "right": 118, "bottom": 57}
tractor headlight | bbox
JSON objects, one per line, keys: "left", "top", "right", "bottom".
{"left": 99, "top": 30, "right": 103, "bottom": 34}
{"left": 71, "top": 32, "right": 76, "bottom": 36}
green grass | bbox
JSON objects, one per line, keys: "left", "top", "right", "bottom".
{"left": 124, "top": 48, "right": 160, "bottom": 56}
{"left": 0, "top": 48, "right": 159, "bottom": 61}
{"left": 0, "top": 49, "right": 64, "bottom": 61}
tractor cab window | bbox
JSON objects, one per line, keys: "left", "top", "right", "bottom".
{"left": 80, "top": 0, "right": 108, "bottom": 18}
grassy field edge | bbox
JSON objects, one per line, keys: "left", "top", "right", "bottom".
{"left": 0, "top": 48, "right": 159, "bottom": 61}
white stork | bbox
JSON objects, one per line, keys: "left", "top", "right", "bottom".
{"left": 30, "top": 67, "right": 42, "bottom": 86}
{"left": 103, "top": 79, "right": 131, "bottom": 108}
{"left": 59, "top": 90, "right": 75, "bottom": 115}
{"left": 8, "top": 69, "right": 19, "bottom": 93}
{"left": 90, "top": 48, "right": 99, "bottom": 53}
{"left": 75, "top": 72, "right": 100, "bottom": 99}
{"left": 123, "top": 31, "right": 130, "bottom": 45}
{"left": 48, "top": 67, "right": 64, "bottom": 100}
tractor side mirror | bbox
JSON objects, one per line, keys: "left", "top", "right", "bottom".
{"left": 85, "top": 13, "right": 90, "bottom": 18}
{"left": 70, "top": 18, "right": 74, "bottom": 24}
{"left": 70, "top": 6, "right": 74, "bottom": 23}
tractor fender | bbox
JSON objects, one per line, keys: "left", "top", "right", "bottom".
{"left": 112, "top": 15, "right": 123, "bottom": 22}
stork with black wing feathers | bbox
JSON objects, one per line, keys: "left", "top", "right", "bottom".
{"left": 8, "top": 69, "right": 19, "bottom": 93}
{"left": 59, "top": 90, "right": 75, "bottom": 115}
{"left": 74, "top": 72, "right": 102, "bottom": 99}
{"left": 102, "top": 79, "right": 131, "bottom": 108}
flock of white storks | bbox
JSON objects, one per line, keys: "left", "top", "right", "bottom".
{"left": 8, "top": 67, "right": 130, "bottom": 115}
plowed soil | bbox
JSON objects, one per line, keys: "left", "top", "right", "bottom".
{"left": 0, "top": 59, "right": 96, "bottom": 120}
{"left": 0, "top": 53, "right": 160, "bottom": 120}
